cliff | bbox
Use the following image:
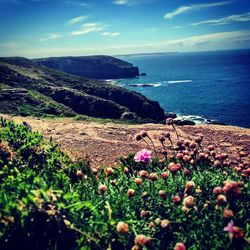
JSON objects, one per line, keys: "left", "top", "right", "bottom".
{"left": 0, "top": 57, "right": 165, "bottom": 121}
{"left": 33, "top": 55, "right": 140, "bottom": 79}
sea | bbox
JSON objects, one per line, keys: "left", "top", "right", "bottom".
{"left": 115, "top": 50, "right": 250, "bottom": 128}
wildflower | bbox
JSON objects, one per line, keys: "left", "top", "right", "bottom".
{"left": 208, "top": 145, "right": 215, "bottom": 151}
{"left": 214, "top": 160, "right": 222, "bottom": 168}
{"left": 140, "top": 130, "right": 148, "bottom": 138}
{"left": 76, "top": 170, "right": 83, "bottom": 177}
{"left": 159, "top": 190, "right": 166, "bottom": 198}
{"left": 148, "top": 221, "right": 155, "bottom": 228}
{"left": 239, "top": 151, "right": 247, "bottom": 157}
{"left": 98, "top": 184, "right": 107, "bottom": 194}
{"left": 185, "top": 181, "right": 195, "bottom": 192}
{"left": 169, "top": 162, "right": 181, "bottom": 174}
{"left": 213, "top": 186, "right": 223, "bottom": 195}
{"left": 155, "top": 218, "right": 161, "bottom": 224}
{"left": 149, "top": 172, "right": 158, "bottom": 181}
{"left": 127, "top": 189, "right": 135, "bottom": 197}
{"left": 134, "top": 149, "right": 152, "bottom": 164}
{"left": 91, "top": 168, "right": 98, "bottom": 175}
{"left": 134, "top": 178, "right": 142, "bottom": 186}
{"left": 139, "top": 170, "right": 149, "bottom": 178}
{"left": 174, "top": 243, "right": 186, "bottom": 250}
{"left": 110, "top": 179, "right": 116, "bottom": 186}
{"left": 223, "top": 208, "right": 234, "bottom": 219}
{"left": 135, "top": 134, "right": 142, "bottom": 141}
{"left": 220, "top": 153, "right": 228, "bottom": 160}
{"left": 183, "top": 168, "right": 190, "bottom": 175}
{"left": 217, "top": 194, "right": 227, "bottom": 205}
{"left": 106, "top": 167, "right": 114, "bottom": 176}
{"left": 160, "top": 219, "right": 170, "bottom": 228}
{"left": 199, "top": 153, "right": 206, "bottom": 160}
{"left": 173, "top": 195, "right": 181, "bottom": 205}
{"left": 141, "top": 191, "right": 148, "bottom": 199}
{"left": 183, "top": 155, "right": 191, "bottom": 162}
{"left": 166, "top": 118, "right": 173, "bottom": 125}
{"left": 189, "top": 142, "right": 197, "bottom": 149}
{"left": 177, "top": 140, "right": 184, "bottom": 147}
{"left": 176, "top": 153, "right": 184, "bottom": 160}
{"left": 195, "top": 136, "right": 203, "bottom": 144}
{"left": 158, "top": 134, "right": 165, "bottom": 142}
{"left": 124, "top": 167, "right": 130, "bottom": 174}
{"left": 117, "top": 222, "right": 129, "bottom": 233}
{"left": 163, "top": 132, "right": 171, "bottom": 138}
{"left": 224, "top": 221, "right": 244, "bottom": 239}
{"left": 183, "top": 196, "right": 195, "bottom": 208}
{"left": 161, "top": 171, "right": 168, "bottom": 179}
{"left": 134, "top": 234, "right": 151, "bottom": 246}
{"left": 223, "top": 180, "right": 241, "bottom": 197}
{"left": 140, "top": 210, "right": 148, "bottom": 217}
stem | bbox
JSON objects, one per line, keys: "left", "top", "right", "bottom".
{"left": 172, "top": 124, "right": 179, "bottom": 141}
{"left": 147, "top": 136, "right": 158, "bottom": 158}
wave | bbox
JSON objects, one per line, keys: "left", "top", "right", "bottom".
{"left": 128, "top": 83, "right": 161, "bottom": 87}
{"left": 176, "top": 115, "right": 207, "bottom": 124}
{"left": 168, "top": 80, "right": 192, "bottom": 84}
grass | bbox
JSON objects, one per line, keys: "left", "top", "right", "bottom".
{"left": 0, "top": 118, "right": 249, "bottom": 250}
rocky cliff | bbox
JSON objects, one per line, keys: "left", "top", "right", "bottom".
{"left": 0, "top": 57, "right": 165, "bottom": 122}
{"left": 33, "top": 55, "right": 140, "bottom": 79}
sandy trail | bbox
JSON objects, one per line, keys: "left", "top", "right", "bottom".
{"left": 1, "top": 114, "right": 249, "bottom": 167}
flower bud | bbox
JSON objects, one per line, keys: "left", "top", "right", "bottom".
{"left": 134, "top": 178, "right": 142, "bottom": 186}
{"left": 127, "top": 189, "right": 135, "bottom": 197}
{"left": 183, "top": 196, "right": 195, "bottom": 208}
{"left": 98, "top": 184, "right": 107, "bottom": 194}
{"left": 117, "top": 222, "right": 129, "bottom": 233}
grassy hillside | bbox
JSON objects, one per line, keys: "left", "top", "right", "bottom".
{"left": 0, "top": 57, "right": 165, "bottom": 122}
{"left": 0, "top": 118, "right": 249, "bottom": 250}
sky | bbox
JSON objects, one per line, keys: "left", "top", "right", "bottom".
{"left": 0, "top": 0, "right": 250, "bottom": 58}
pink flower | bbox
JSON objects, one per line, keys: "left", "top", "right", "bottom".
{"left": 174, "top": 243, "right": 186, "bottom": 250}
{"left": 134, "top": 149, "right": 152, "bottom": 164}
{"left": 224, "top": 220, "right": 234, "bottom": 233}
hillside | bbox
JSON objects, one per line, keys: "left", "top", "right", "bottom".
{"left": 0, "top": 57, "right": 165, "bottom": 121}
{"left": 33, "top": 55, "right": 140, "bottom": 79}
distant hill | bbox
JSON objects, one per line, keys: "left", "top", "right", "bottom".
{"left": 0, "top": 57, "right": 166, "bottom": 121}
{"left": 33, "top": 55, "right": 140, "bottom": 79}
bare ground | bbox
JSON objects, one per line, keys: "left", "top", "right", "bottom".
{"left": 1, "top": 114, "right": 250, "bottom": 167}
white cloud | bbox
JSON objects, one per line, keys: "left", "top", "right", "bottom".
{"left": 164, "top": 1, "right": 232, "bottom": 19}
{"left": 101, "top": 32, "right": 120, "bottom": 37}
{"left": 71, "top": 23, "right": 102, "bottom": 36}
{"left": 191, "top": 12, "right": 250, "bottom": 26}
{"left": 68, "top": 15, "right": 88, "bottom": 24}
{"left": 39, "top": 33, "right": 62, "bottom": 41}
{"left": 114, "top": 0, "right": 128, "bottom": 5}
{"left": 163, "top": 30, "right": 250, "bottom": 47}
{"left": 113, "top": 0, "right": 156, "bottom": 6}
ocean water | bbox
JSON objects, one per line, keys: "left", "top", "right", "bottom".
{"left": 117, "top": 50, "right": 250, "bottom": 128}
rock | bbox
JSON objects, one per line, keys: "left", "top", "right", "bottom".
{"left": 120, "top": 112, "right": 138, "bottom": 120}
{"left": 173, "top": 120, "right": 195, "bottom": 126}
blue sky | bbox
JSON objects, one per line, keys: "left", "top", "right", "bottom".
{"left": 0, "top": 0, "right": 250, "bottom": 58}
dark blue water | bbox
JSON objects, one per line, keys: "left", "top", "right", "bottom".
{"left": 117, "top": 50, "right": 250, "bottom": 128}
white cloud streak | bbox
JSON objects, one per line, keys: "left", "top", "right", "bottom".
{"left": 68, "top": 15, "right": 88, "bottom": 24}
{"left": 39, "top": 33, "right": 62, "bottom": 41}
{"left": 191, "top": 12, "right": 250, "bottom": 26}
{"left": 164, "top": 1, "right": 232, "bottom": 19}
{"left": 101, "top": 32, "right": 120, "bottom": 37}
{"left": 71, "top": 22, "right": 102, "bottom": 36}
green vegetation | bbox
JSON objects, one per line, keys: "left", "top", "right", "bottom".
{"left": 0, "top": 57, "right": 165, "bottom": 122}
{"left": 0, "top": 118, "right": 249, "bottom": 250}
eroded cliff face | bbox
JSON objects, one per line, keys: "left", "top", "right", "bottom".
{"left": 34, "top": 55, "right": 140, "bottom": 79}
{"left": 0, "top": 57, "right": 166, "bottom": 122}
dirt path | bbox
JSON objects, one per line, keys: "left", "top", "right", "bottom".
{"left": 1, "top": 114, "right": 250, "bottom": 167}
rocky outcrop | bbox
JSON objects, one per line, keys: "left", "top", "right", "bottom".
{"left": 33, "top": 55, "right": 140, "bottom": 79}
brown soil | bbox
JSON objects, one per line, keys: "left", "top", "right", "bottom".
{"left": 1, "top": 114, "right": 250, "bottom": 167}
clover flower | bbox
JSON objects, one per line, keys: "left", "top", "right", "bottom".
{"left": 134, "top": 149, "right": 152, "bottom": 164}
{"left": 224, "top": 220, "right": 244, "bottom": 239}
